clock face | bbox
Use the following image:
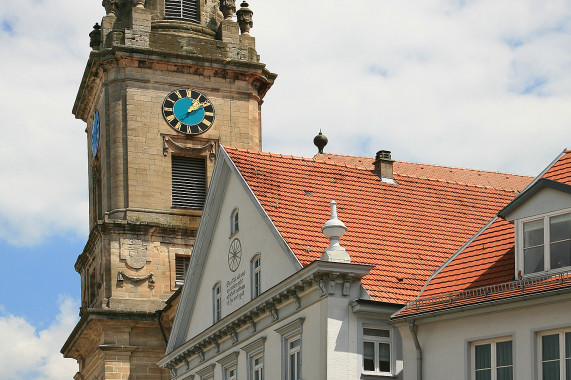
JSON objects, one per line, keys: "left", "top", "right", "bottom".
{"left": 91, "top": 110, "right": 100, "bottom": 157}
{"left": 228, "top": 238, "right": 242, "bottom": 272}
{"left": 162, "top": 89, "right": 215, "bottom": 135}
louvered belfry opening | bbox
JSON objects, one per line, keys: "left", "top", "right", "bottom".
{"left": 172, "top": 155, "right": 206, "bottom": 210}
{"left": 175, "top": 255, "right": 190, "bottom": 285}
{"left": 165, "top": 0, "right": 200, "bottom": 23}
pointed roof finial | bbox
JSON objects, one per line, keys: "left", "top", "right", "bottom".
{"left": 320, "top": 201, "right": 350, "bottom": 263}
{"left": 314, "top": 130, "right": 328, "bottom": 154}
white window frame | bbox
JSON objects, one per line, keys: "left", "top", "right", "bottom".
{"left": 219, "top": 351, "right": 239, "bottom": 380}
{"left": 251, "top": 254, "right": 261, "bottom": 299}
{"left": 230, "top": 207, "right": 239, "bottom": 237}
{"left": 213, "top": 282, "right": 222, "bottom": 323}
{"left": 242, "top": 337, "right": 266, "bottom": 380}
{"left": 516, "top": 209, "right": 571, "bottom": 277}
{"left": 196, "top": 364, "right": 215, "bottom": 380}
{"left": 470, "top": 337, "right": 513, "bottom": 380}
{"left": 537, "top": 328, "right": 571, "bottom": 380}
{"left": 361, "top": 324, "right": 395, "bottom": 376}
{"left": 276, "top": 318, "right": 304, "bottom": 380}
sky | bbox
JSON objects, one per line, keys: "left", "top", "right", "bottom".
{"left": 0, "top": 0, "right": 570, "bottom": 378}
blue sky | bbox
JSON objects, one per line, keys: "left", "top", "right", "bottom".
{"left": 1, "top": 0, "right": 571, "bottom": 378}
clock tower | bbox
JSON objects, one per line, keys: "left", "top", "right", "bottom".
{"left": 61, "top": 0, "right": 276, "bottom": 378}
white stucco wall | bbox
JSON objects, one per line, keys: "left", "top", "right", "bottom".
{"left": 186, "top": 172, "right": 299, "bottom": 341}
{"left": 397, "top": 294, "right": 571, "bottom": 380}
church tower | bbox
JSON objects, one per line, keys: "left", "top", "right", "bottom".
{"left": 61, "top": 0, "right": 275, "bottom": 378}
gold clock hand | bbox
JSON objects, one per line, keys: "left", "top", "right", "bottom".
{"left": 187, "top": 101, "right": 201, "bottom": 113}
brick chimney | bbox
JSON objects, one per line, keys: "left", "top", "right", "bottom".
{"left": 374, "top": 150, "right": 394, "bottom": 179}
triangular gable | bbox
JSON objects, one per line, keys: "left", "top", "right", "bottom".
{"left": 166, "top": 146, "right": 302, "bottom": 354}
{"left": 498, "top": 178, "right": 571, "bottom": 219}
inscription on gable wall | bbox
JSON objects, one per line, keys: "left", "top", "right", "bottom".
{"left": 226, "top": 270, "right": 246, "bottom": 306}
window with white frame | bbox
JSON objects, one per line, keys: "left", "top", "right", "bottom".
{"left": 213, "top": 282, "right": 222, "bottom": 323}
{"left": 287, "top": 335, "right": 301, "bottom": 380}
{"left": 252, "top": 254, "right": 261, "bottom": 298}
{"left": 251, "top": 352, "right": 264, "bottom": 380}
{"left": 219, "top": 351, "right": 239, "bottom": 380}
{"left": 231, "top": 208, "right": 239, "bottom": 236}
{"left": 362, "top": 326, "right": 393, "bottom": 375}
{"left": 519, "top": 211, "right": 571, "bottom": 275}
{"left": 471, "top": 338, "right": 513, "bottom": 380}
{"left": 276, "top": 318, "right": 304, "bottom": 380}
{"left": 539, "top": 329, "right": 571, "bottom": 380}
{"left": 242, "top": 337, "right": 266, "bottom": 380}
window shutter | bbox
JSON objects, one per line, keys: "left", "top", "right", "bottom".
{"left": 165, "top": 0, "right": 200, "bottom": 23}
{"left": 172, "top": 156, "right": 206, "bottom": 209}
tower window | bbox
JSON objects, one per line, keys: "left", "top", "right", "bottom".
{"left": 172, "top": 156, "right": 206, "bottom": 210}
{"left": 165, "top": 0, "right": 200, "bottom": 23}
{"left": 175, "top": 255, "right": 190, "bottom": 285}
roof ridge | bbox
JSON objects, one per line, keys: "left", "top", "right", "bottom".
{"left": 395, "top": 173, "right": 522, "bottom": 192}
{"left": 318, "top": 153, "right": 533, "bottom": 179}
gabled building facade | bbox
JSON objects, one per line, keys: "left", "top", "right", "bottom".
{"left": 392, "top": 149, "right": 571, "bottom": 380}
{"left": 159, "top": 146, "right": 531, "bottom": 379}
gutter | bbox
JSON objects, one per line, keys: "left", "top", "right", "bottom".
{"left": 408, "top": 320, "right": 422, "bottom": 380}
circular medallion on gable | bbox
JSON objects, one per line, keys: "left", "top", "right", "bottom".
{"left": 228, "top": 238, "right": 242, "bottom": 272}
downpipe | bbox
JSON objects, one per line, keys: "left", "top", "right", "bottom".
{"left": 408, "top": 320, "right": 422, "bottom": 380}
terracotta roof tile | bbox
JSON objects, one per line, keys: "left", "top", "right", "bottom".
{"left": 315, "top": 153, "right": 532, "bottom": 192}
{"left": 225, "top": 147, "right": 531, "bottom": 304}
{"left": 394, "top": 150, "right": 571, "bottom": 317}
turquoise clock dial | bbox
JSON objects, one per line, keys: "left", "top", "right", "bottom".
{"left": 91, "top": 110, "right": 100, "bottom": 157}
{"left": 162, "top": 89, "right": 215, "bottom": 135}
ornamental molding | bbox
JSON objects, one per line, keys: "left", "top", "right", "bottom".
{"left": 159, "top": 261, "right": 373, "bottom": 369}
{"left": 116, "top": 271, "right": 155, "bottom": 287}
{"left": 162, "top": 136, "right": 217, "bottom": 161}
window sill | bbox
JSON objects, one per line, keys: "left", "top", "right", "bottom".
{"left": 522, "top": 266, "right": 571, "bottom": 279}
{"left": 361, "top": 371, "right": 395, "bottom": 379}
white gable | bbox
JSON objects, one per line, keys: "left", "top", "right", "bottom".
{"left": 167, "top": 147, "right": 301, "bottom": 353}
{"left": 504, "top": 187, "right": 571, "bottom": 221}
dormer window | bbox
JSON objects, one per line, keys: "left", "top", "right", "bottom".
{"left": 164, "top": 0, "right": 200, "bottom": 23}
{"left": 230, "top": 208, "right": 239, "bottom": 236}
{"left": 520, "top": 211, "right": 571, "bottom": 275}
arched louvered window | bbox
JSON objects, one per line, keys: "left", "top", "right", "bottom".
{"left": 165, "top": 0, "right": 200, "bottom": 23}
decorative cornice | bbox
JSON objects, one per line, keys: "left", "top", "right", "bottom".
{"left": 162, "top": 136, "right": 217, "bottom": 160}
{"left": 158, "top": 260, "right": 372, "bottom": 368}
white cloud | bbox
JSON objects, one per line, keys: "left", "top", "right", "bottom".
{"left": 0, "top": 297, "right": 79, "bottom": 380}
{"left": 1, "top": 0, "right": 571, "bottom": 245}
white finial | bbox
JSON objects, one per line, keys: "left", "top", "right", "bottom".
{"left": 320, "top": 201, "right": 350, "bottom": 263}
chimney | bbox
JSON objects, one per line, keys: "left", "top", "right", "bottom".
{"left": 374, "top": 150, "right": 394, "bottom": 179}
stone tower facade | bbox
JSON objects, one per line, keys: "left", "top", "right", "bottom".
{"left": 61, "top": 0, "right": 275, "bottom": 378}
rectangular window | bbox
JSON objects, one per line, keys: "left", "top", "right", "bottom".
{"left": 363, "top": 327, "right": 392, "bottom": 375}
{"left": 276, "top": 318, "right": 304, "bottom": 380}
{"left": 175, "top": 255, "right": 190, "bottom": 285}
{"left": 172, "top": 156, "right": 206, "bottom": 210}
{"left": 226, "top": 366, "right": 237, "bottom": 380}
{"left": 520, "top": 211, "right": 571, "bottom": 275}
{"left": 252, "top": 255, "right": 261, "bottom": 298}
{"left": 472, "top": 339, "right": 513, "bottom": 380}
{"left": 539, "top": 330, "right": 571, "bottom": 380}
{"left": 252, "top": 353, "right": 264, "bottom": 380}
{"left": 213, "top": 283, "right": 221, "bottom": 323}
{"left": 288, "top": 336, "right": 301, "bottom": 380}
{"left": 164, "top": 0, "right": 200, "bottom": 23}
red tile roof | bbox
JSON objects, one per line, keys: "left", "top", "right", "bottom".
{"left": 394, "top": 149, "right": 571, "bottom": 317}
{"left": 315, "top": 154, "right": 532, "bottom": 192}
{"left": 225, "top": 147, "right": 532, "bottom": 304}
